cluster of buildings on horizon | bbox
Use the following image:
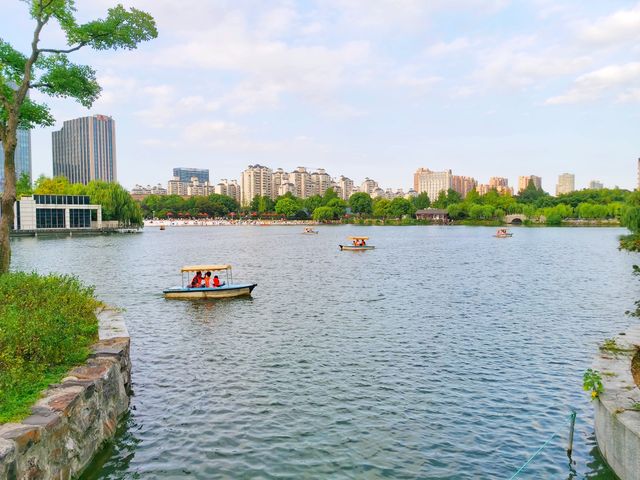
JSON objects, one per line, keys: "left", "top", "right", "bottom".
{"left": 0, "top": 113, "right": 629, "bottom": 202}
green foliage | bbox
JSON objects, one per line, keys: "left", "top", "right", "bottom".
{"left": 411, "top": 192, "right": 430, "bottom": 210}
{"left": 545, "top": 212, "right": 562, "bottom": 226}
{"left": 303, "top": 195, "right": 323, "bottom": 214}
{"left": 349, "top": 192, "right": 373, "bottom": 216}
{"left": 517, "top": 179, "right": 548, "bottom": 204}
{"left": 326, "top": 197, "right": 347, "bottom": 217}
{"left": 141, "top": 193, "right": 238, "bottom": 219}
{"left": 0, "top": 272, "right": 100, "bottom": 422}
{"left": 16, "top": 173, "right": 33, "bottom": 198}
{"left": 372, "top": 197, "right": 390, "bottom": 218}
{"left": 275, "top": 197, "right": 301, "bottom": 217}
{"left": 583, "top": 369, "right": 603, "bottom": 400}
{"left": 312, "top": 206, "right": 335, "bottom": 222}
{"left": 34, "top": 176, "right": 143, "bottom": 226}
{"left": 387, "top": 197, "right": 416, "bottom": 218}
{"left": 250, "top": 195, "right": 274, "bottom": 214}
{"left": 622, "top": 206, "right": 640, "bottom": 234}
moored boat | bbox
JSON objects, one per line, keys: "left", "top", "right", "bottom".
{"left": 339, "top": 236, "right": 375, "bottom": 251}
{"left": 163, "top": 264, "right": 257, "bottom": 299}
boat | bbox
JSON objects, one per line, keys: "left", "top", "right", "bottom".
{"left": 494, "top": 228, "right": 513, "bottom": 238}
{"left": 302, "top": 227, "right": 319, "bottom": 234}
{"left": 159, "top": 225, "right": 165, "bottom": 230}
{"left": 339, "top": 236, "right": 375, "bottom": 251}
{"left": 163, "top": 265, "right": 257, "bottom": 299}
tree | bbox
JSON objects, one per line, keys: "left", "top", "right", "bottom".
{"left": 275, "top": 197, "right": 300, "bottom": 217}
{"left": 387, "top": 197, "right": 415, "bottom": 218}
{"left": 622, "top": 207, "right": 640, "bottom": 234}
{"left": 322, "top": 187, "right": 338, "bottom": 205}
{"left": 250, "top": 195, "right": 274, "bottom": 214}
{"left": 326, "top": 197, "right": 347, "bottom": 218}
{"left": 0, "top": 1, "right": 157, "bottom": 272}
{"left": 373, "top": 198, "right": 390, "bottom": 218}
{"left": 349, "top": 192, "right": 373, "bottom": 216}
{"left": 15, "top": 173, "right": 33, "bottom": 198}
{"left": 303, "top": 195, "right": 323, "bottom": 214}
{"left": 411, "top": 192, "right": 430, "bottom": 210}
{"left": 312, "top": 206, "right": 334, "bottom": 222}
{"left": 432, "top": 191, "right": 448, "bottom": 209}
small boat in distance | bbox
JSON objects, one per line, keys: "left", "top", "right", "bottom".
{"left": 302, "top": 227, "right": 319, "bottom": 234}
{"left": 494, "top": 228, "right": 513, "bottom": 238}
{"left": 339, "top": 236, "right": 375, "bottom": 251}
{"left": 163, "top": 265, "right": 257, "bottom": 299}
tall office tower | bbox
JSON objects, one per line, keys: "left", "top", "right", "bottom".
{"left": 413, "top": 168, "right": 453, "bottom": 202}
{"left": 310, "top": 168, "right": 332, "bottom": 196}
{"left": 555, "top": 173, "right": 575, "bottom": 196}
{"left": 588, "top": 180, "right": 604, "bottom": 190}
{"left": 173, "top": 167, "right": 209, "bottom": 184}
{"left": 240, "top": 164, "right": 273, "bottom": 206}
{"left": 518, "top": 175, "right": 542, "bottom": 193}
{"left": 337, "top": 175, "right": 354, "bottom": 200}
{"left": 52, "top": 115, "right": 117, "bottom": 184}
{"left": 451, "top": 175, "right": 477, "bottom": 198}
{"left": 290, "top": 167, "right": 313, "bottom": 199}
{"left": 0, "top": 129, "right": 32, "bottom": 190}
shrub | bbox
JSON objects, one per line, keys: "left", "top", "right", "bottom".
{"left": 0, "top": 273, "right": 100, "bottom": 422}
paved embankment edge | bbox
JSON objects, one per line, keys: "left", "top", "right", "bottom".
{"left": 594, "top": 325, "right": 640, "bottom": 480}
{"left": 0, "top": 308, "right": 131, "bottom": 479}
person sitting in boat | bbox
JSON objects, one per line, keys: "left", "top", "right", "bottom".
{"left": 203, "top": 271, "right": 212, "bottom": 287}
{"left": 190, "top": 271, "right": 203, "bottom": 288}
{"left": 213, "top": 275, "right": 225, "bottom": 288}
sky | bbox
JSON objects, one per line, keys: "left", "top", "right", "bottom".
{"left": 1, "top": 0, "right": 639, "bottom": 192}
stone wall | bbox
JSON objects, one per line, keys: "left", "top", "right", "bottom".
{"left": 0, "top": 308, "right": 131, "bottom": 480}
{"left": 594, "top": 325, "right": 640, "bottom": 480}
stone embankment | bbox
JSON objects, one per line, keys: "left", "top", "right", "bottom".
{"left": 0, "top": 309, "right": 131, "bottom": 479}
{"left": 594, "top": 325, "right": 640, "bottom": 480}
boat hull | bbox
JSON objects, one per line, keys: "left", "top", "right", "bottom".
{"left": 494, "top": 234, "right": 513, "bottom": 238}
{"left": 163, "top": 283, "right": 257, "bottom": 299}
{"left": 339, "top": 245, "right": 375, "bottom": 251}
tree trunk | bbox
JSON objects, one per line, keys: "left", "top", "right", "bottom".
{"left": 0, "top": 129, "right": 17, "bottom": 274}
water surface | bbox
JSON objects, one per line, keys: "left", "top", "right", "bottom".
{"left": 11, "top": 226, "right": 637, "bottom": 479}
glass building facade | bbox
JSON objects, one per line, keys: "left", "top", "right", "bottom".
{"left": 0, "top": 129, "right": 32, "bottom": 191}
{"left": 52, "top": 115, "right": 117, "bottom": 185}
{"left": 173, "top": 168, "right": 209, "bottom": 183}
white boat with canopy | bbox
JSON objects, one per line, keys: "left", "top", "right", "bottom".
{"left": 163, "top": 265, "right": 257, "bottom": 299}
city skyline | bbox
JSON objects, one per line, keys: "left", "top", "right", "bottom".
{"left": 2, "top": 1, "right": 639, "bottom": 192}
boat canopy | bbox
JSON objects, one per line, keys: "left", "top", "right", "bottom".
{"left": 348, "top": 236, "right": 369, "bottom": 240}
{"left": 181, "top": 264, "right": 231, "bottom": 272}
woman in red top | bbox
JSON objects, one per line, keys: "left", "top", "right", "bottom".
{"left": 213, "top": 275, "right": 221, "bottom": 287}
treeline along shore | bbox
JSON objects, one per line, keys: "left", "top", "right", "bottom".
{"left": 21, "top": 175, "right": 636, "bottom": 228}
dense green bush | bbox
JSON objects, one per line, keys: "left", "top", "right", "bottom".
{"left": 0, "top": 273, "right": 100, "bottom": 422}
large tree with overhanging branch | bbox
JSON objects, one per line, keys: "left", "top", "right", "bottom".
{"left": 0, "top": 0, "right": 157, "bottom": 273}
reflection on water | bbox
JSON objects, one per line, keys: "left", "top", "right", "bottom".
{"left": 11, "top": 226, "right": 634, "bottom": 479}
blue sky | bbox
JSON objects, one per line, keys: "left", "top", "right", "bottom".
{"left": 2, "top": 0, "right": 639, "bottom": 191}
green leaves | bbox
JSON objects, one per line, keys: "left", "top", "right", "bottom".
{"left": 583, "top": 369, "right": 603, "bottom": 400}
{"left": 65, "top": 5, "right": 158, "bottom": 51}
{"left": 0, "top": 40, "right": 28, "bottom": 83}
{"left": 35, "top": 54, "right": 100, "bottom": 107}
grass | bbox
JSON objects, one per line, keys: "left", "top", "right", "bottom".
{"left": 620, "top": 234, "right": 640, "bottom": 252}
{"left": 599, "top": 337, "right": 633, "bottom": 354}
{"left": 0, "top": 272, "right": 100, "bottom": 423}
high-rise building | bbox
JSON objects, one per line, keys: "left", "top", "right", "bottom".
{"left": 290, "top": 167, "right": 312, "bottom": 199}
{"left": 555, "top": 173, "right": 575, "bottom": 196}
{"left": 414, "top": 168, "right": 453, "bottom": 202}
{"left": 271, "top": 168, "right": 290, "bottom": 199}
{"left": 52, "top": 115, "right": 117, "bottom": 184}
{"left": 489, "top": 177, "right": 509, "bottom": 188}
{"left": 452, "top": 175, "right": 477, "bottom": 198}
{"left": 360, "top": 177, "right": 379, "bottom": 196}
{"left": 215, "top": 179, "right": 241, "bottom": 204}
{"left": 518, "top": 175, "right": 542, "bottom": 193}
{"left": 588, "top": 180, "right": 604, "bottom": 190}
{"left": 337, "top": 175, "right": 354, "bottom": 200}
{"left": 0, "top": 129, "right": 32, "bottom": 190}
{"left": 173, "top": 168, "right": 209, "bottom": 184}
{"left": 311, "top": 168, "right": 332, "bottom": 196}
{"left": 167, "top": 177, "right": 190, "bottom": 196}
{"left": 240, "top": 164, "right": 272, "bottom": 206}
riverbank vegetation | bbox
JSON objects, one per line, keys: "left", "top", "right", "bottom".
{"left": 620, "top": 192, "right": 640, "bottom": 251}
{"left": 138, "top": 181, "right": 631, "bottom": 226}
{"left": 0, "top": 273, "right": 100, "bottom": 423}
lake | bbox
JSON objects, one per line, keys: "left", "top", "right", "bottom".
{"left": 11, "top": 225, "right": 637, "bottom": 479}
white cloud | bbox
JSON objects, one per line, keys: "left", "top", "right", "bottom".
{"left": 578, "top": 3, "right": 640, "bottom": 46}
{"left": 426, "top": 38, "right": 473, "bottom": 57}
{"left": 546, "top": 62, "right": 640, "bottom": 104}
